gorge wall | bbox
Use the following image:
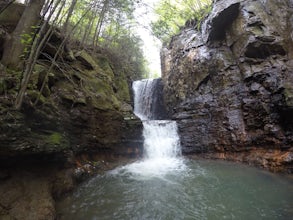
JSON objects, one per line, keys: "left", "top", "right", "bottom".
{"left": 0, "top": 4, "right": 143, "bottom": 218}
{"left": 161, "top": 0, "right": 293, "bottom": 172}
{"left": 0, "top": 7, "right": 143, "bottom": 162}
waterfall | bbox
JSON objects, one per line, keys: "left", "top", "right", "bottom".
{"left": 133, "top": 79, "right": 154, "bottom": 120}
{"left": 133, "top": 79, "right": 181, "bottom": 159}
{"left": 143, "top": 120, "right": 181, "bottom": 159}
{"left": 114, "top": 79, "right": 185, "bottom": 177}
{"left": 133, "top": 79, "right": 167, "bottom": 120}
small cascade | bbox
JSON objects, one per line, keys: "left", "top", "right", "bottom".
{"left": 133, "top": 78, "right": 167, "bottom": 120}
{"left": 143, "top": 120, "right": 181, "bottom": 159}
{"left": 133, "top": 79, "right": 154, "bottom": 120}
{"left": 117, "top": 78, "right": 184, "bottom": 177}
{"left": 58, "top": 82, "right": 293, "bottom": 220}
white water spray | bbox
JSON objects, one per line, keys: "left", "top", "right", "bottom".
{"left": 115, "top": 79, "right": 185, "bottom": 177}
{"left": 143, "top": 120, "right": 181, "bottom": 159}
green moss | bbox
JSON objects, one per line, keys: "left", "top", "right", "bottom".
{"left": 56, "top": 81, "right": 86, "bottom": 105}
{"left": 52, "top": 50, "right": 125, "bottom": 111}
{"left": 114, "top": 76, "right": 130, "bottom": 102}
{"left": 95, "top": 56, "right": 114, "bottom": 81}
{"left": 84, "top": 77, "right": 120, "bottom": 110}
{"left": 27, "top": 90, "right": 47, "bottom": 105}
{"left": 76, "top": 50, "right": 101, "bottom": 71}
{"left": 46, "top": 132, "right": 62, "bottom": 145}
{"left": 25, "top": 131, "right": 70, "bottom": 152}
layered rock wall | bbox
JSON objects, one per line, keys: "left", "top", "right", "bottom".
{"left": 0, "top": 5, "right": 143, "bottom": 218}
{"left": 161, "top": 0, "right": 293, "bottom": 172}
{"left": 0, "top": 49, "right": 143, "bottom": 160}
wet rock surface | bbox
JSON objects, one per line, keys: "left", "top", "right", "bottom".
{"left": 0, "top": 155, "right": 134, "bottom": 220}
{"left": 161, "top": 0, "right": 293, "bottom": 172}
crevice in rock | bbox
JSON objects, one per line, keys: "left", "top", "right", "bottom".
{"left": 244, "top": 42, "right": 286, "bottom": 59}
{"left": 208, "top": 2, "right": 240, "bottom": 42}
{"left": 278, "top": 106, "right": 293, "bottom": 131}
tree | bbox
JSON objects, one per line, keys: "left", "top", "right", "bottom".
{"left": 1, "top": 0, "right": 147, "bottom": 108}
{"left": 14, "top": 0, "right": 64, "bottom": 109}
{"left": 151, "top": 0, "right": 212, "bottom": 43}
{"left": 1, "top": 0, "right": 45, "bottom": 69}
{"left": 92, "top": 0, "right": 110, "bottom": 48}
{"left": 62, "top": 0, "right": 78, "bottom": 34}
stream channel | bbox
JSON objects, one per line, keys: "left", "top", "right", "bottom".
{"left": 57, "top": 79, "right": 293, "bottom": 220}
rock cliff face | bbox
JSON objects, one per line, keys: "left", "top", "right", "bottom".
{"left": 161, "top": 0, "right": 293, "bottom": 172}
{"left": 0, "top": 24, "right": 143, "bottom": 161}
{"left": 0, "top": 5, "right": 143, "bottom": 218}
{"left": 0, "top": 49, "right": 143, "bottom": 160}
{"left": 0, "top": 47, "right": 143, "bottom": 219}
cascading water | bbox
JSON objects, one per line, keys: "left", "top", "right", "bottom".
{"left": 133, "top": 79, "right": 167, "bottom": 120}
{"left": 116, "top": 79, "right": 186, "bottom": 177}
{"left": 57, "top": 79, "right": 293, "bottom": 220}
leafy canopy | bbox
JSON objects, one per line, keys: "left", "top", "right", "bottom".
{"left": 37, "top": 0, "right": 146, "bottom": 79}
{"left": 151, "top": 0, "right": 212, "bottom": 43}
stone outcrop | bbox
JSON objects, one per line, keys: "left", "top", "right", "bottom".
{"left": 0, "top": 4, "right": 143, "bottom": 218}
{"left": 161, "top": 0, "right": 293, "bottom": 172}
{"left": 0, "top": 46, "right": 143, "bottom": 219}
{"left": 0, "top": 6, "right": 143, "bottom": 159}
{"left": 0, "top": 48, "right": 143, "bottom": 159}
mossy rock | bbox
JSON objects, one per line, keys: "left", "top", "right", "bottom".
{"left": 56, "top": 81, "right": 86, "bottom": 105}
{"left": 284, "top": 82, "right": 293, "bottom": 107}
{"left": 75, "top": 50, "right": 101, "bottom": 71}
{"left": 95, "top": 55, "right": 114, "bottom": 81}
{"left": 55, "top": 75, "right": 120, "bottom": 110}
{"left": 26, "top": 90, "right": 47, "bottom": 105}
{"left": 83, "top": 75, "right": 120, "bottom": 110}
{"left": 46, "top": 132, "right": 62, "bottom": 145}
{"left": 29, "top": 132, "right": 69, "bottom": 153}
{"left": 114, "top": 76, "right": 130, "bottom": 102}
{"left": 27, "top": 70, "right": 40, "bottom": 90}
{"left": 75, "top": 51, "right": 114, "bottom": 83}
{"left": 0, "top": 79, "right": 6, "bottom": 95}
{"left": 27, "top": 64, "right": 51, "bottom": 94}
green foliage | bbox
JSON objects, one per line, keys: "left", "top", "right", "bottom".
{"left": 20, "top": 33, "right": 33, "bottom": 57}
{"left": 19, "top": 25, "right": 40, "bottom": 58}
{"left": 100, "top": 21, "right": 148, "bottom": 80}
{"left": 151, "top": 0, "right": 212, "bottom": 43}
{"left": 53, "top": 0, "right": 146, "bottom": 79}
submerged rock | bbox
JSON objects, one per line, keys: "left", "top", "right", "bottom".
{"left": 161, "top": 0, "right": 293, "bottom": 172}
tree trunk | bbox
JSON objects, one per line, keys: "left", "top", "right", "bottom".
{"left": 14, "top": 0, "right": 62, "bottom": 109}
{"left": 1, "top": 0, "right": 45, "bottom": 69}
{"left": 63, "top": 0, "right": 78, "bottom": 35}
{"left": 81, "top": 8, "right": 96, "bottom": 46}
{"left": 92, "top": 0, "right": 110, "bottom": 48}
